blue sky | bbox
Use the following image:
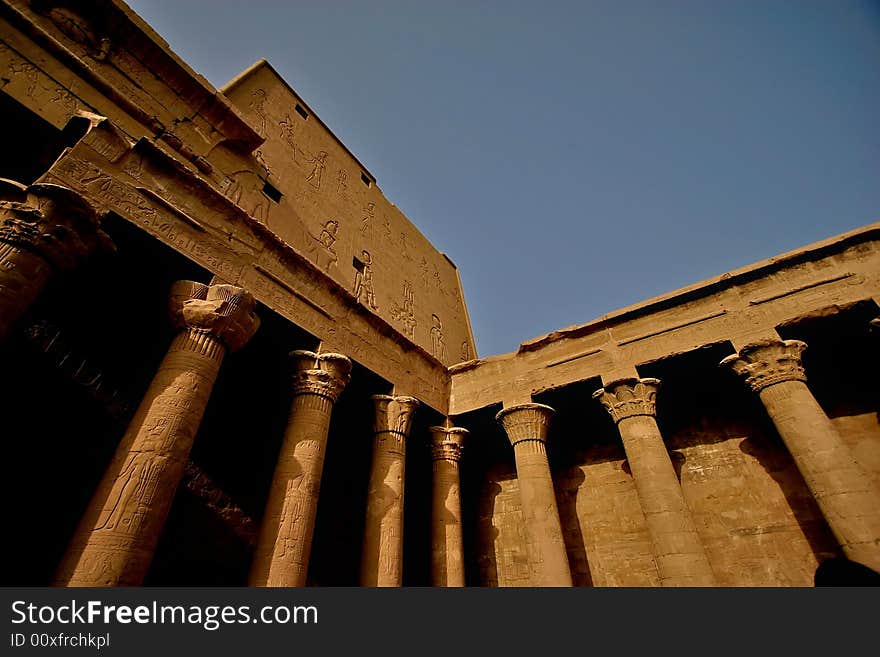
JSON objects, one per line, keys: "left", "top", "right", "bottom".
{"left": 128, "top": 0, "right": 880, "bottom": 358}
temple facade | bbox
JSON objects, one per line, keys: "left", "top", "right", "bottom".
{"left": 1, "top": 0, "right": 878, "bottom": 587}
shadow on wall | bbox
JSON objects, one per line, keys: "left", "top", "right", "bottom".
{"left": 814, "top": 557, "right": 880, "bottom": 586}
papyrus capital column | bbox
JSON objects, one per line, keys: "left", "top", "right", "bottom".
{"left": 0, "top": 180, "right": 113, "bottom": 343}
{"left": 360, "top": 394, "right": 420, "bottom": 586}
{"left": 429, "top": 426, "right": 468, "bottom": 587}
{"left": 722, "top": 339, "right": 880, "bottom": 572}
{"left": 54, "top": 280, "right": 259, "bottom": 586}
{"left": 593, "top": 378, "right": 716, "bottom": 586}
{"left": 250, "top": 350, "right": 351, "bottom": 587}
{"left": 496, "top": 403, "right": 572, "bottom": 586}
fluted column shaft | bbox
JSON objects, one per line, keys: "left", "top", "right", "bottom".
{"left": 0, "top": 180, "right": 112, "bottom": 343}
{"left": 249, "top": 351, "right": 351, "bottom": 587}
{"left": 429, "top": 426, "right": 468, "bottom": 587}
{"left": 496, "top": 403, "right": 572, "bottom": 586}
{"left": 360, "top": 394, "right": 420, "bottom": 587}
{"left": 594, "top": 378, "right": 716, "bottom": 586}
{"left": 54, "top": 281, "right": 259, "bottom": 586}
{"left": 723, "top": 339, "right": 880, "bottom": 572}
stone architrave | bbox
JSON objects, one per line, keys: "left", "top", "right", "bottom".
{"left": 360, "top": 394, "right": 420, "bottom": 586}
{"left": 249, "top": 351, "right": 351, "bottom": 587}
{"left": 722, "top": 339, "right": 880, "bottom": 572}
{"left": 0, "top": 179, "right": 113, "bottom": 343}
{"left": 53, "top": 280, "right": 259, "bottom": 586}
{"left": 593, "top": 378, "right": 716, "bottom": 586}
{"left": 429, "top": 426, "right": 468, "bottom": 587}
{"left": 495, "top": 403, "right": 572, "bottom": 587}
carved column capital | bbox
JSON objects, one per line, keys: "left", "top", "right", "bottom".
{"left": 169, "top": 280, "right": 260, "bottom": 351}
{"left": 429, "top": 426, "right": 468, "bottom": 462}
{"left": 495, "top": 403, "right": 554, "bottom": 446}
{"left": 592, "top": 377, "right": 660, "bottom": 423}
{"left": 371, "top": 394, "right": 420, "bottom": 438}
{"left": 0, "top": 181, "right": 113, "bottom": 269}
{"left": 720, "top": 339, "right": 807, "bottom": 392}
{"left": 289, "top": 350, "right": 352, "bottom": 402}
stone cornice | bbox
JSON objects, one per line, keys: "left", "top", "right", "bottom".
{"left": 720, "top": 339, "right": 807, "bottom": 393}
{"left": 593, "top": 378, "right": 660, "bottom": 423}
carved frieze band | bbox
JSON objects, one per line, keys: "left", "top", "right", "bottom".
{"left": 429, "top": 427, "right": 468, "bottom": 462}
{"left": 289, "top": 350, "right": 352, "bottom": 402}
{"left": 495, "top": 403, "right": 555, "bottom": 446}
{"left": 592, "top": 377, "right": 660, "bottom": 423}
{"left": 720, "top": 339, "right": 807, "bottom": 393}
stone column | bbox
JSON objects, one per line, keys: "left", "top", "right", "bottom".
{"left": 722, "top": 339, "right": 880, "bottom": 572}
{"left": 593, "top": 378, "right": 716, "bottom": 586}
{"left": 249, "top": 351, "right": 351, "bottom": 587}
{"left": 0, "top": 180, "right": 113, "bottom": 343}
{"left": 54, "top": 280, "right": 259, "bottom": 586}
{"left": 360, "top": 394, "right": 420, "bottom": 587}
{"left": 429, "top": 425, "right": 468, "bottom": 587}
{"left": 495, "top": 403, "right": 572, "bottom": 586}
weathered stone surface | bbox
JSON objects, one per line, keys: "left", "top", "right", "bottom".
{"left": 0, "top": 179, "right": 111, "bottom": 342}
{"left": 594, "top": 378, "right": 716, "bottom": 586}
{"left": 429, "top": 426, "right": 467, "bottom": 587}
{"left": 250, "top": 351, "right": 351, "bottom": 587}
{"left": 53, "top": 281, "right": 258, "bottom": 586}
{"left": 360, "top": 394, "right": 419, "bottom": 587}
{"left": 496, "top": 403, "right": 573, "bottom": 586}
{"left": 722, "top": 339, "right": 880, "bottom": 573}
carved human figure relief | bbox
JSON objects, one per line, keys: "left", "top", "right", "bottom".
{"left": 353, "top": 249, "right": 379, "bottom": 310}
{"left": 389, "top": 280, "right": 416, "bottom": 338}
{"left": 307, "top": 219, "right": 339, "bottom": 272}
{"left": 279, "top": 114, "right": 298, "bottom": 161}
{"left": 336, "top": 169, "right": 348, "bottom": 196}
{"left": 361, "top": 202, "right": 375, "bottom": 237}
{"left": 305, "top": 151, "right": 327, "bottom": 189}
{"left": 430, "top": 314, "right": 446, "bottom": 362}
{"left": 249, "top": 88, "right": 269, "bottom": 136}
{"left": 460, "top": 340, "right": 471, "bottom": 362}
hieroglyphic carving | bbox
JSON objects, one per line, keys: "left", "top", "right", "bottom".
{"left": 307, "top": 219, "right": 339, "bottom": 272}
{"left": 353, "top": 249, "right": 378, "bottom": 310}
{"left": 305, "top": 150, "right": 327, "bottom": 189}
{"left": 389, "top": 280, "right": 416, "bottom": 338}
{"left": 335, "top": 169, "right": 347, "bottom": 197}
{"left": 48, "top": 156, "right": 244, "bottom": 282}
{"left": 54, "top": 281, "right": 259, "bottom": 586}
{"left": 222, "top": 170, "right": 270, "bottom": 223}
{"left": 361, "top": 395, "right": 420, "bottom": 586}
{"left": 459, "top": 340, "right": 471, "bottom": 362}
{"left": 279, "top": 113, "right": 299, "bottom": 161}
{"left": 419, "top": 257, "right": 429, "bottom": 290}
{"left": 361, "top": 202, "right": 375, "bottom": 238}
{"left": 249, "top": 88, "right": 269, "bottom": 136}
{"left": 430, "top": 314, "right": 446, "bottom": 362}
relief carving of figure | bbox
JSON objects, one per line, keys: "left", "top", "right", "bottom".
{"left": 353, "top": 249, "right": 378, "bottom": 310}
{"left": 279, "top": 114, "right": 299, "bottom": 161}
{"left": 430, "top": 314, "right": 446, "bottom": 362}
{"left": 361, "top": 202, "right": 375, "bottom": 237}
{"left": 249, "top": 88, "right": 269, "bottom": 136}
{"left": 305, "top": 151, "right": 327, "bottom": 189}
{"left": 389, "top": 280, "right": 416, "bottom": 338}
{"left": 307, "top": 219, "right": 339, "bottom": 272}
{"left": 460, "top": 340, "right": 471, "bottom": 362}
{"left": 336, "top": 169, "right": 348, "bottom": 196}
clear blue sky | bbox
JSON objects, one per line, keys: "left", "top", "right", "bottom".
{"left": 128, "top": 0, "right": 880, "bottom": 358}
